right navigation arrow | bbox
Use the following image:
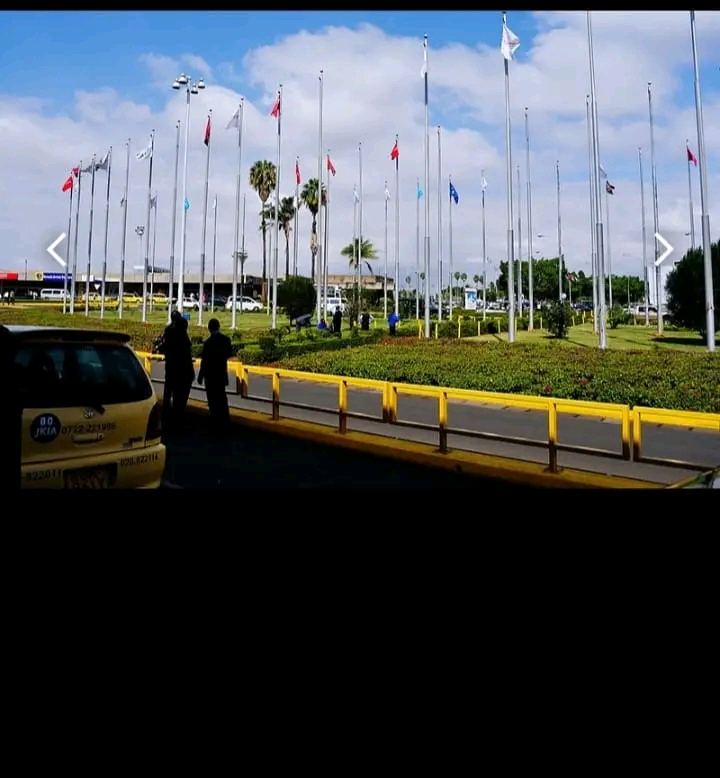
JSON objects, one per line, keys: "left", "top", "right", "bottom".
{"left": 654, "top": 233, "right": 674, "bottom": 266}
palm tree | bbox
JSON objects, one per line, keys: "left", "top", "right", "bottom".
{"left": 249, "top": 160, "right": 277, "bottom": 301}
{"left": 341, "top": 238, "right": 378, "bottom": 275}
{"left": 277, "top": 196, "right": 296, "bottom": 278}
{"left": 461, "top": 272, "right": 468, "bottom": 286}
{"left": 299, "top": 178, "right": 327, "bottom": 281}
{"left": 473, "top": 274, "right": 481, "bottom": 287}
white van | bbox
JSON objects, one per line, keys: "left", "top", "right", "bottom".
{"left": 324, "top": 297, "right": 346, "bottom": 315}
{"left": 39, "top": 289, "right": 67, "bottom": 301}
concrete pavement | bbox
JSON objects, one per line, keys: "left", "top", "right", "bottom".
{"left": 150, "top": 362, "right": 719, "bottom": 485}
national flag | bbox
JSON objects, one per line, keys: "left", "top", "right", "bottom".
{"left": 606, "top": 181, "right": 615, "bottom": 195}
{"left": 687, "top": 145, "right": 698, "bottom": 166}
{"left": 203, "top": 116, "right": 212, "bottom": 146}
{"left": 567, "top": 273, "right": 577, "bottom": 282}
{"left": 80, "top": 160, "right": 95, "bottom": 173}
{"left": 72, "top": 166, "right": 79, "bottom": 177}
{"left": 61, "top": 173, "right": 74, "bottom": 192}
{"left": 417, "top": 182, "right": 423, "bottom": 199}
{"left": 270, "top": 93, "right": 281, "bottom": 118}
{"left": 95, "top": 149, "right": 110, "bottom": 172}
{"left": 326, "top": 155, "right": 336, "bottom": 176}
{"left": 136, "top": 140, "right": 153, "bottom": 161}
{"left": 295, "top": 159, "right": 301, "bottom": 185}
{"left": 184, "top": 198, "right": 190, "bottom": 210}
{"left": 390, "top": 140, "right": 399, "bottom": 161}
{"left": 449, "top": 181, "right": 459, "bottom": 204}
{"left": 150, "top": 193, "right": 157, "bottom": 208}
{"left": 599, "top": 164, "right": 608, "bottom": 179}
{"left": 385, "top": 184, "right": 391, "bottom": 202}
{"left": 481, "top": 175, "right": 488, "bottom": 191}
{"left": 501, "top": 18, "right": 520, "bottom": 61}
{"left": 226, "top": 106, "right": 240, "bottom": 130}
{"left": 421, "top": 36, "right": 428, "bottom": 78}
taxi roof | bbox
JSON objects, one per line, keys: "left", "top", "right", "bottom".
{"left": 0, "top": 325, "right": 131, "bottom": 344}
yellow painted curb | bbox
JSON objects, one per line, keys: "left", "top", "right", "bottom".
{"left": 183, "top": 399, "right": 658, "bottom": 489}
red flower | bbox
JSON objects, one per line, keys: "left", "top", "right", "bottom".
{"left": 543, "top": 384, "right": 552, "bottom": 394}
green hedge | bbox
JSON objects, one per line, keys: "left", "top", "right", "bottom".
{"left": 275, "top": 339, "right": 720, "bottom": 412}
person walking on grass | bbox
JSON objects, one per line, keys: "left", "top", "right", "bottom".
{"left": 197, "top": 318, "right": 233, "bottom": 434}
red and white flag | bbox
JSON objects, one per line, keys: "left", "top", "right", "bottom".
{"left": 270, "top": 93, "right": 281, "bottom": 118}
{"left": 61, "top": 166, "right": 79, "bottom": 192}
{"left": 295, "top": 159, "right": 301, "bottom": 185}
{"left": 390, "top": 140, "right": 399, "bottom": 161}
{"left": 687, "top": 145, "right": 698, "bottom": 166}
{"left": 203, "top": 115, "right": 212, "bottom": 146}
{"left": 326, "top": 155, "right": 336, "bottom": 176}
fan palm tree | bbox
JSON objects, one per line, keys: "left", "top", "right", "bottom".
{"left": 277, "top": 196, "right": 296, "bottom": 278}
{"left": 473, "top": 274, "right": 481, "bottom": 287}
{"left": 249, "top": 160, "right": 277, "bottom": 300}
{"left": 341, "top": 238, "right": 378, "bottom": 275}
{"left": 461, "top": 272, "right": 468, "bottom": 285}
{"left": 299, "top": 178, "right": 326, "bottom": 281}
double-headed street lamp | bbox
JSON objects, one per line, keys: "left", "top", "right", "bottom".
{"left": 172, "top": 73, "right": 205, "bottom": 311}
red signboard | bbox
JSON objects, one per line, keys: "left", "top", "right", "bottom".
{"left": 0, "top": 272, "right": 19, "bottom": 281}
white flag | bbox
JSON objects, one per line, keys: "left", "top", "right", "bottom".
{"left": 95, "top": 149, "right": 110, "bottom": 172}
{"left": 226, "top": 107, "right": 240, "bottom": 130}
{"left": 136, "top": 140, "right": 152, "bottom": 161}
{"left": 150, "top": 193, "right": 157, "bottom": 208}
{"left": 481, "top": 176, "right": 488, "bottom": 191}
{"left": 501, "top": 21, "right": 520, "bottom": 61}
{"left": 80, "top": 160, "right": 95, "bottom": 174}
{"left": 353, "top": 188, "right": 360, "bottom": 203}
{"left": 599, "top": 164, "right": 608, "bottom": 179}
{"left": 385, "top": 185, "right": 391, "bottom": 201}
{"left": 213, "top": 195, "right": 217, "bottom": 211}
{"left": 421, "top": 36, "right": 428, "bottom": 78}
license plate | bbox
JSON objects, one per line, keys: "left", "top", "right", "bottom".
{"left": 64, "top": 465, "right": 116, "bottom": 489}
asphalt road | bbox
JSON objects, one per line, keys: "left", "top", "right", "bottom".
{"left": 150, "top": 362, "right": 719, "bottom": 485}
{"left": 161, "top": 414, "right": 524, "bottom": 489}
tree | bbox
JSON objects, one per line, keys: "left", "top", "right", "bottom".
{"left": 473, "top": 274, "right": 481, "bottom": 287}
{"left": 249, "top": 160, "right": 277, "bottom": 301}
{"left": 341, "top": 238, "right": 378, "bottom": 274}
{"left": 666, "top": 241, "right": 719, "bottom": 338}
{"left": 299, "top": 178, "right": 326, "bottom": 282}
{"left": 277, "top": 196, "right": 296, "bottom": 278}
{"left": 277, "top": 275, "right": 316, "bottom": 322}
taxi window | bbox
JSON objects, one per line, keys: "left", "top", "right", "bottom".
{"left": 14, "top": 342, "right": 152, "bottom": 409}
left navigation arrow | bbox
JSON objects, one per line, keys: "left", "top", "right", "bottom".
{"left": 46, "top": 233, "right": 67, "bottom": 268}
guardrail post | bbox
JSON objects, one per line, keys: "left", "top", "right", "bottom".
{"left": 548, "top": 400, "right": 559, "bottom": 473}
{"left": 434, "top": 322, "right": 438, "bottom": 339}
{"left": 457, "top": 318, "right": 462, "bottom": 339}
{"left": 477, "top": 321, "right": 481, "bottom": 337}
{"left": 385, "top": 383, "right": 398, "bottom": 424}
{"left": 417, "top": 320, "right": 422, "bottom": 339}
{"left": 271, "top": 372, "right": 280, "bottom": 421}
{"left": 338, "top": 380, "right": 348, "bottom": 434}
{"left": 632, "top": 409, "right": 642, "bottom": 461}
{"left": 438, "top": 391, "right": 448, "bottom": 453}
{"left": 621, "top": 406, "right": 632, "bottom": 461}
{"left": 143, "top": 356, "right": 151, "bottom": 375}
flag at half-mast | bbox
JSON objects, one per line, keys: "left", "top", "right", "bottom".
{"left": 449, "top": 181, "right": 459, "bottom": 204}
{"left": 501, "top": 16, "right": 520, "bottom": 60}
{"left": 390, "top": 140, "right": 399, "bottom": 161}
{"left": 417, "top": 181, "right": 423, "bottom": 199}
{"left": 203, "top": 114, "right": 212, "bottom": 146}
{"left": 326, "top": 155, "right": 336, "bottom": 176}
{"left": 686, "top": 145, "right": 698, "bottom": 166}
{"left": 270, "top": 92, "right": 281, "bottom": 118}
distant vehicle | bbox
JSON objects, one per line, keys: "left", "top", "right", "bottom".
{"left": 39, "top": 288, "right": 68, "bottom": 301}
{"left": 324, "top": 297, "right": 347, "bottom": 315}
{"left": 226, "top": 296, "right": 262, "bottom": 312}
{"left": 150, "top": 293, "right": 169, "bottom": 306}
{"left": 181, "top": 297, "right": 198, "bottom": 310}
{"left": 122, "top": 293, "right": 141, "bottom": 306}
{"left": 206, "top": 295, "right": 227, "bottom": 310}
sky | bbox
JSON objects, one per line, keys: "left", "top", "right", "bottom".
{"left": 1, "top": 10, "right": 718, "bottom": 293}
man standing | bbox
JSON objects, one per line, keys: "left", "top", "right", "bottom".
{"left": 159, "top": 311, "right": 195, "bottom": 431}
{"left": 197, "top": 318, "right": 233, "bottom": 433}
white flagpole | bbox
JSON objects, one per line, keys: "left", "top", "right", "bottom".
{"left": 272, "top": 87, "right": 282, "bottom": 329}
{"left": 384, "top": 179, "right": 389, "bottom": 320}
{"left": 393, "top": 134, "right": 400, "bottom": 315}
{"left": 71, "top": 164, "right": 83, "bottom": 315}
{"left": 516, "top": 163, "right": 522, "bottom": 313}
{"left": 416, "top": 179, "right": 420, "bottom": 321}
{"left": 605, "top": 184, "right": 613, "bottom": 309}
{"left": 150, "top": 194, "right": 157, "bottom": 309}
{"left": 63, "top": 176, "right": 74, "bottom": 315}
{"left": 481, "top": 171, "right": 486, "bottom": 320}
{"left": 689, "top": 10, "right": 715, "bottom": 352}
{"left": 168, "top": 120, "right": 181, "bottom": 324}
{"left": 198, "top": 110, "right": 212, "bottom": 326}
{"left": 502, "top": 14, "right": 516, "bottom": 342}
{"left": 239, "top": 194, "right": 247, "bottom": 306}
{"left": 323, "top": 153, "right": 331, "bottom": 300}
{"left": 85, "top": 154, "right": 97, "bottom": 317}
{"left": 293, "top": 156, "right": 299, "bottom": 277}
{"left": 686, "top": 140, "right": 696, "bottom": 249}
{"left": 211, "top": 196, "right": 217, "bottom": 312}
{"left": 524, "top": 109, "right": 534, "bottom": 330}
{"left": 358, "top": 141, "right": 364, "bottom": 311}
{"left": 423, "top": 34, "right": 431, "bottom": 338}
{"left": 638, "top": 147, "right": 650, "bottom": 326}
{"left": 556, "top": 160, "right": 562, "bottom": 302}
{"left": 118, "top": 141, "right": 130, "bottom": 319}
{"left": 316, "top": 72, "right": 324, "bottom": 321}
{"left": 587, "top": 11, "right": 607, "bottom": 348}
{"left": 141, "top": 132, "right": 155, "bottom": 323}
{"left": 352, "top": 185, "right": 358, "bottom": 316}
{"left": 230, "top": 100, "right": 244, "bottom": 330}
{"left": 100, "top": 147, "right": 112, "bottom": 319}
{"left": 448, "top": 175, "right": 454, "bottom": 319}
{"left": 647, "top": 82, "right": 662, "bottom": 335}
{"left": 436, "top": 125, "right": 443, "bottom": 321}
{"left": 586, "top": 95, "right": 598, "bottom": 332}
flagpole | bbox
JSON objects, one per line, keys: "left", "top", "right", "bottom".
{"left": 690, "top": 10, "right": 715, "bottom": 352}
{"left": 556, "top": 160, "right": 562, "bottom": 302}
{"left": 177, "top": 85, "right": 192, "bottom": 314}
{"left": 100, "top": 147, "right": 112, "bottom": 319}
{"left": 150, "top": 195, "right": 158, "bottom": 309}
{"left": 516, "top": 163, "right": 522, "bottom": 313}
{"left": 448, "top": 175, "right": 454, "bottom": 319}
{"left": 316, "top": 72, "right": 324, "bottom": 321}
{"left": 587, "top": 11, "right": 607, "bottom": 349}
{"left": 239, "top": 194, "right": 247, "bottom": 306}
{"left": 423, "top": 33, "right": 431, "bottom": 338}
{"left": 358, "top": 141, "right": 364, "bottom": 314}
{"left": 524, "top": 108, "right": 534, "bottom": 330}
{"left": 436, "top": 125, "right": 443, "bottom": 321}
{"left": 211, "top": 195, "right": 217, "bottom": 312}
{"left": 394, "top": 134, "right": 400, "bottom": 316}
{"left": 605, "top": 184, "right": 613, "bottom": 309}
{"left": 481, "top": 170, "right": 486, "bottom": 320}
{"left": 141, "top": 131, "right": 155, "bottom": 323}
{"left": 196, "top": 110, "right": 212, "bottom": 326}
{"left": 502, "top": 14, "right": 516, "bottom": 342}
{"left": 70, "top": 163, "right": 82, "bottom": 315}
{"left": 638, "top": 147, "right": 650, "bottom": 326}
{"left": 168, "top": 120, "right": 180, "bottom": 324}
{"left": 352, "top": 185, "right": 358, "bottom": 316}
{"left": 384, "top": 179, "right": 389, "bottom": 320}
{"left": 586, "top": 95, "right": 598, "bottom": 333}
{"left": 323, "top": 153, "right": 331, "bottom": 302}
{"left": 293, "top": 156, "right": 299, "bottom": 277}
{"left": 85, "top": 154, "right": 97, "bottom": 317}
{"left": 272, "top": 87, "right": 282, "bottom": 329}
{"left": 416, "top": 178, "right": 420, "bottom": 321}
{"left": 63, "top": 179, "right": 74, "bottom": 315}
{"left": 686, "top": 140, "right": 695, "bottom": 249}
{"left": 230, "top": 100, "right": 244, "bottom": 330}
{"left": 647, "top": 82, "right": 663, "bottom": 336}
{"left": 118, "top": 141, "right": 130, "bottom": 319}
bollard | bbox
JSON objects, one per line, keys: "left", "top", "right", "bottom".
{"left": 438, "top": 391, "right": 448, "bottom": 453}
{"left": 271, "top": 372, "right": 280, "bottom": 421}
{"left": 338, "top": 380, "right": 348, "bottom": 434}
{"left": 547, "top": 401, "right": 559, "bottom": 473}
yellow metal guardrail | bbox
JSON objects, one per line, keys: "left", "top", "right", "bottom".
{"left": 136, "top": 351, "right": 719, "bottom": 474}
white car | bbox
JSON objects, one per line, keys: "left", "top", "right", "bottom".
{"left": 181, "top": 297, "right": 198, "bottom": 310}
{"left": 226, "top": 296, "right": 263, "bottom": 312}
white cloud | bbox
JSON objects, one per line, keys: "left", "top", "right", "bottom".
{"left": 1, "top": 11, "right": 718, "bottom": 296}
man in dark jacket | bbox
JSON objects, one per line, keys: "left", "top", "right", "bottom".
{"left": 160, "top": 311, "right": 195, "bottom": 430}
{"left": 197, "top": 318, "right": 233, "bottom": 433}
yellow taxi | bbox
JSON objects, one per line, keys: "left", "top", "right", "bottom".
{"left": 122, "top": 293, "right": 141, "bottom": 306}
{"left": 150, "top": 293, "right": 169, "bottom": 307}
{"left": 4, "top": 325, "right": 166, "bottom": 488}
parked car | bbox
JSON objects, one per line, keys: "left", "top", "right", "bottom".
{"left": 226, "top": 296, "right": 262, "bottom": 312}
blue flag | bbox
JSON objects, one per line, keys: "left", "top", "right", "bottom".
{"left": 184, "top": 198, "right": 190, "bottom": 210}
{"left": 449, "top": 182, "right": 459, "bottom": 204}
{"left": 416, "top": 183, "right": 423, "bottom": 199}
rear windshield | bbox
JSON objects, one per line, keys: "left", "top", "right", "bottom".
{"left": 14, "top": 341, "right": 152, "bottom": 409}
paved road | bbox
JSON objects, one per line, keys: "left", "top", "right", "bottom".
{"left": 161, "top": 415, "right": 524, "bottom": 489}
{"left": 150, "top": 363, "right": 719, "bottom": 485}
